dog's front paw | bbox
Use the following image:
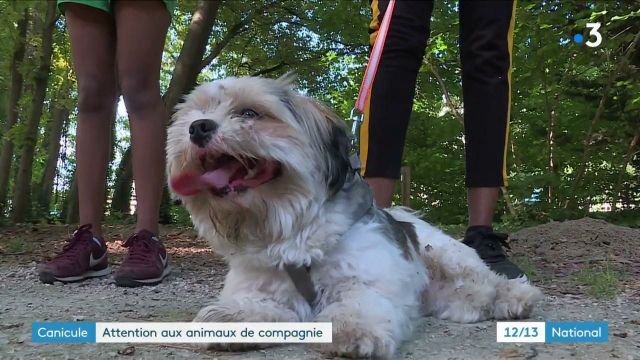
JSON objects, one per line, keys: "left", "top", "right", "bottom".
{"left": 193, "top": 300, "right": 303, "bottom": 352}
{"left": 312, "top": 320, "right": 396, "bottom": 359}
{"left": 193, "top": 304, "right": 275, "bottom": 352}
{"left": 493, "top": 279, "right": 544, "bottom": 320}
{"left": 193, "top": 303, "right": 241, "bottom": 323}
{"left": 204, "top": 342, "right": 271, "bottom": 352}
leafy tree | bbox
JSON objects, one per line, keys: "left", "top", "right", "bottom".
{"left": 0, "top": 0, "right": 637, "bottom": 227}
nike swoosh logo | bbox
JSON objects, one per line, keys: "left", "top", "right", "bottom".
{"left": 159, "top": 253, "right": 168, "bottom": 268}
{"left": 89, "top": 252, "right": 106, "bottom": 267}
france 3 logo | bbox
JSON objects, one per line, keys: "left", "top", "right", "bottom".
{"left": 573, "top": 22, "right": 602, "bottom": 48}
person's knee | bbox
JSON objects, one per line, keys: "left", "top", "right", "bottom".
{"left": 119, "top": 74, "right": 162, "bottom": 115}
{"left": 77, "top": 79, "right": 117, "bottom": 114}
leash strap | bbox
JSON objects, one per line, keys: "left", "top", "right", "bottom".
{"left": 349, "top": 0, "right": 396, "bottom": 170}
{"left": 283, "top": 177, "right": 376, "bottom": 308}
{"left": 355, "top": 0, "right": 396, "bottom": 112}
{"left": 349, "top": 109, "right": 364, "bottom": 171}
{"left": 287, "top": 4, "right": 396, "bottom": 306}
{"left": 284, "top": 264, "right": 317, "bottom": 307}
{"left": 283, "top": 3, "right": 397, "bottom": 311}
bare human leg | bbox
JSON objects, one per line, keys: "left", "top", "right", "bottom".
{"left": 467, "top": 187, "right": 500, "bottom": 227}
{"left": 37, "top": 4, "right": 116, "bottom": 284}
{"left": 365, "top": 177, "right": 396, "bottom": 208}
{"left": 113, "top": 0, "right": 171, "bottom": 234}
{"left": 65, "top": 4, "right": 117, "bottom": 237}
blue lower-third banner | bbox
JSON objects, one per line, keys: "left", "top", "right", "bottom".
{"left": 497, "top": 321, "right": 608, "bottom": 343}
{"left": 32, "top": 322, "right": 332, "bottom": 343}
{"left": 545, "top": 321, "right": 608, "bottom": 343}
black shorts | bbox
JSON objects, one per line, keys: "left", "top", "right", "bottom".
{"left": 360, "top": 0, "right": 517, "bottom": 187}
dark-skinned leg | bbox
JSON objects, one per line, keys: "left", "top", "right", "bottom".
{"left": 361, "top": 1, "right": 433, "bottom": 208}
{"left": 459, "top": 0, "right": 524, "bottom": 280}
{"left": 468, "top": 187, "right": 500, "bottom": 226}
{"left": 366, "top": 178, "right": 396, "bottom": 208}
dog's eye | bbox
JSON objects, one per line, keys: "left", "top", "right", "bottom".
{"left": 239, "top": 108, "right": 259, "bottom": 118}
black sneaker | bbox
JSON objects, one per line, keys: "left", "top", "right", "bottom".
{"left": 462, "top": 226, "right": 527, "bottom": 281}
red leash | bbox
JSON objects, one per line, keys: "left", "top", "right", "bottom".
{"left": 350, "top": 0, "right": 396, "bottom": 169}
{"left": 356, "top": 0, "right": 396, "bottom": 112}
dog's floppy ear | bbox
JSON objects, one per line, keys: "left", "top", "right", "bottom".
{"left": 326, "top": 124, "right": 353, "bottom": 195}
{"left": 278, "top": 90, "right": 353, "bottom": 195}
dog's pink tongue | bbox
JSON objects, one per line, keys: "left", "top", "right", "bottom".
{"left": 201, "top": 161, "right": 244, "bottom": 188}
{"left": 171, "top": 161, "right": 244, "bottom": 196}
{"left": 170, "top": 172, "right": 204, "bottom": 196}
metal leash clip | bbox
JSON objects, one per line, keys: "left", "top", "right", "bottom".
{"left": 349, "top": 108, "right": 364, "bottom": 171}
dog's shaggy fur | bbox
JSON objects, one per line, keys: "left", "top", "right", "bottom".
{"left": 166, "top": 76, "right": 543, "bottom": 358}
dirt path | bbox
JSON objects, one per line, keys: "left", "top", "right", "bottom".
{"left": 1, "top": 220, "right": 639, "bottom": 359}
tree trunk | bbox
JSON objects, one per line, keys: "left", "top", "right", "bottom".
{"left": 564, "top": 72, "right": 614, "bottom": 209}
{"left": 156, "top": 0, "right": 221, "bottom": 223}
{"left": 105, "top": 108, "right": 118, "bottom": 204}
{"left": 11, "top": 1, "right": 58, "bottom": 222}
{"left": 564, "top": 30, "right": 640, "bottom": 209}
{"left": 163, "top": 0, "right": 222, "bottom": 115}
{"left": 197, "top": 3, "right": 273, "bottom": 73}
{"left": 611, "top": 128, "right": 639, "bottom": 211}
{"left": 509, "top": 135, "right": 520, "bottom": 173}
{"left": 501, "top": 187, "right": 517, "bottom": 217}
{"left": 400, "top": 166, "right": 411, "bottom": 207}
{"left": 63, "top": 170, "right": 79, "bottom": 224}
{"left": 110, "top": 146, "right": 133, "bottom": 215}
{"left": 425, "top": 60, "right": 464, "bottom": 126}
{"left": 159, "top": 186, "right": 174, "bottom": 224}
{"left": 0, "top": 8, "right": 29, "bottom": 215}
{"left": 36, "top": 81, "right": 71, "bottom": 213}
{"left": 542, "top": 65, "right": 557, "bottom": 205}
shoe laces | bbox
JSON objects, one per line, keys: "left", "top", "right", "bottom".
{"left": 53, "top": 224, "right": 94, "bottom": 260}
{"left": 122, "top": 233, "right": 157, "bottom": 265}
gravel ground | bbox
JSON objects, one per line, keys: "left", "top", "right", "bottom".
{"left": 0, "top": 221, "right": 639, "bottom": 359}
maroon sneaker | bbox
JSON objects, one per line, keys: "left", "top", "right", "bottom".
{"left": 37, "top": 224, "right": 111, "bottom": 283}
{"left": 114, "top": 230, "right": 171, "bottom": 287}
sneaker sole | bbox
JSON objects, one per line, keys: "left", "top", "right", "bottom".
{"left": 38, "top": 266, "right": 112, "bottom": 284}
{"left": 511, "top": 274, "right": 529, "bottom": 283}
{"left": 114, "top": 265, "right": 172, "bottom": 288}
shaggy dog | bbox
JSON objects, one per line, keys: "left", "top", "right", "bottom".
{"left": 166, "top": 75, "right": 543, "bottom": 358}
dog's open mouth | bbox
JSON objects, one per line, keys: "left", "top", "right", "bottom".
{"left": 171, "top": 154, "right": 281, "bottom": 197}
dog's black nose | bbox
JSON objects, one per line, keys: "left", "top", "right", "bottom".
{"left": 189, "top": 119, "right": 218, "bottom": 147}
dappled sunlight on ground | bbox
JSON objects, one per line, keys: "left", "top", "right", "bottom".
{"left": 105, "top": 243, "right": 213, "bottom": 256}
{"left": 0, "top": 224, "right": 217, "bottom": 268}
{"left": 1, "top": 220, "right": 639, "bottom": 359}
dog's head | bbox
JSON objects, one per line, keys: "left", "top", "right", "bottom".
{"left": 167, "top": 75, "right": 353, "bottom": 241}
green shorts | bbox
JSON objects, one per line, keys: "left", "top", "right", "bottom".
{"left": 57, "top": 0, "right": 177, "bottom": 16}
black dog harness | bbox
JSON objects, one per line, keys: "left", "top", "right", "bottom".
{"left": 283, "top": 121, "right": 370, "bottom": 308}
{"left": 284, "top": 264, "right": 317, "bottom": 306}
{"left": 283, "top": 187, "right": 374, "bottom": 308}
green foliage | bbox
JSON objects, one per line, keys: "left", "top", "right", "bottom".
{"left": 104, "top": 211, "right": 135, "bottom": 225}
{"left": 589, "top": 209, "right": 640, "bottom": 228}
{"left": 400, "top": 0, "right": 640, "bottom": 223}
{"left": 574, "top": 262, "right": 621, "bottom": 299}
{"left": 511, "top": 255, "right": 552, "bottom": 285}
{"left": 0, "top": 0, "right": 638, "bottom": 227}
{"left": 170, "top": 204, "right": 194, "bottom": 227}
{"left": 6, "top": 235, "right": 32, "bottom": 254}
